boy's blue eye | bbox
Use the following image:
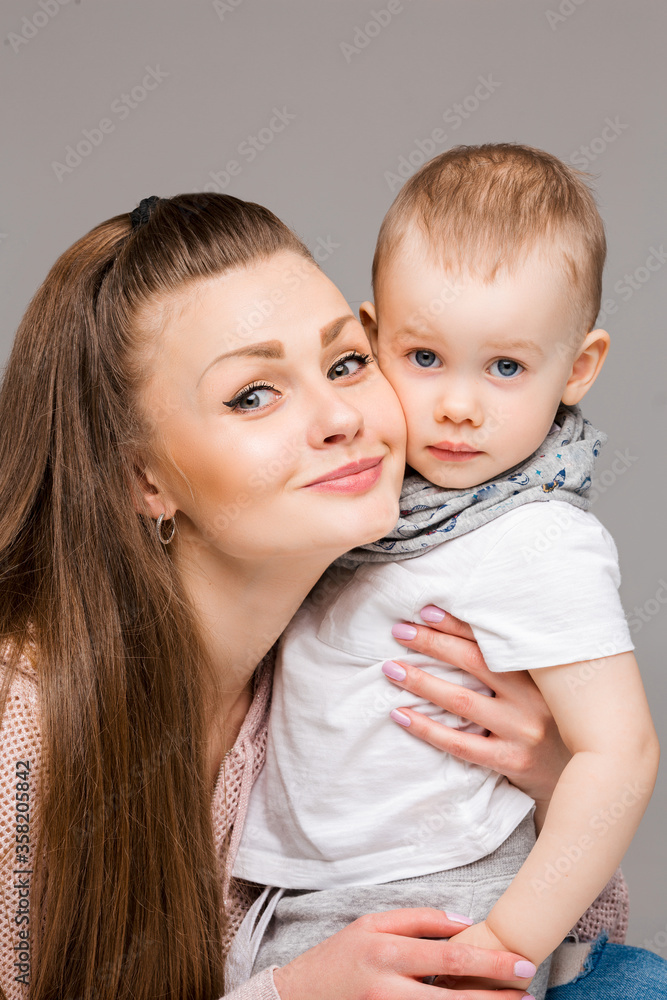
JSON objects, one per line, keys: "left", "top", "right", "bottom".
{"left": 408, "top": 350, "right": 441, "bottom": 369}
{"left": 489, "top": 359, "right": 523, "bottom": 378}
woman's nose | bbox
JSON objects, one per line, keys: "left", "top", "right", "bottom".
{"left": 306, "top": 381, "right": 364, "bottom": 448}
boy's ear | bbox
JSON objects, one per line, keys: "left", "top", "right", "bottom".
{"left": 359, "top": 301, "right": 379, "bottom": 357}
{"left": 561, "top": 328, "right": 610, "bottom": 406}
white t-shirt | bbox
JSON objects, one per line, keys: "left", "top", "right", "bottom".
{"left": 233, "top": 501, "right": 634, "bottom": 889}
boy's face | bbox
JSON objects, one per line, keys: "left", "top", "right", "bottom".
{"left": 368, "top": 238, "right": 593, "bottom": 490}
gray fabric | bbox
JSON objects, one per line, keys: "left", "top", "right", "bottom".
{"left": 336, "top": 403, "right": 604, "bottom": 568}
{"left": 250, "top": 813, "right": 552, "bottom": 999}
{"left": 548, "top": 940, "right": 594, "bottom": 988}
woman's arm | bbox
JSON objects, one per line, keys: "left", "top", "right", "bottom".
{"left": 384, "top": 606, "right": 571, "bottom": 823}
{"left": 224, "top": 966, "right": 280, "bottom": 1000}
{"left": 270, "top": 908, "right": 537, "bottom": 1000}
{"left": 223, "top": 910, "right": 538, "bottom": 1000}
{"left": 382, "top": 607, "right": 645, "bottom": 961}
{"left": 223, "top": 913, "right": 539, "bottom": 999}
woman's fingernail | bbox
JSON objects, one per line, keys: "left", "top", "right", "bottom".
{"left": 421, "top": 605, "right": 446, "bottom": 623}
{"left": 445, "top": 911, "right": 473, "bottom": 925}
{"left": 521, "top": 995, "right": 536, "bottom": 999}
{"left": 514, "top": 961, "right": 537, "bottom": 978}
{"left": 392, "top": 623, "right": 418, "bottom": 640}
{"left": 382, "top": 660, "right": 407, "bottom": 681}
{"left": 390, "top": 709, "right": 411, "bottom": 727}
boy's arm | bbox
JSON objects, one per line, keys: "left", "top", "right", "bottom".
{"left": 457, "top": 650, "right": 659, "bottom": 967}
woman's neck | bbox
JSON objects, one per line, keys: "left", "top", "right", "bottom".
{"left": 173, "top": 534, "right": 332, "bottom": 785}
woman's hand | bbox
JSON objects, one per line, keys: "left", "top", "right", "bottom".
{"left": 272, "top": 907, "right": 536, "bottom": 1000}
{"left": 384, "top": 607, "right": 571, "bottom": 815}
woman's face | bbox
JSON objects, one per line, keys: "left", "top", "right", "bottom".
{"left": 137, "top": 252, "right": 407, "bottom": 566}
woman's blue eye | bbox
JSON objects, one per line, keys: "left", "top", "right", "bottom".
{"left": 237, "top": 388, "right": 275, "bottom": 409}
{"left": 223, "top": 383, "right": 280, "bottom": 411}
{"left": 489, "top": 359, "right": 523, "bottom": 378}
{"left": 328, "top": 352, "right": 371, "bottom": 380}
{"left": 408, "top": 350, "right": 441, "bottom": 369}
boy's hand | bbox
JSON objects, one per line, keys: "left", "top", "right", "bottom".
{"left": 431, "top": 920, "right": 536, "bottom": 992}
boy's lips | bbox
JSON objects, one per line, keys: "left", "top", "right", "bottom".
{"left": 428, "top": 441, "right": 484, "bottom": 463}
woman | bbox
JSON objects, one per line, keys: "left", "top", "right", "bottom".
{"left": 0, "top": 192, "right": 659, "bottom": 1000}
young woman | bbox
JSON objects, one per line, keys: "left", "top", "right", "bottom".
{"left": 0, "top": 193, "right": 660, "bottom": 1000}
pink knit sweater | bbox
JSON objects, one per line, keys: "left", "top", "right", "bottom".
{"left": 0, "top": 649, "right": 628, "bottom": 1000}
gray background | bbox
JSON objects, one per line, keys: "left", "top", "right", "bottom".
{"left": 1, "top": 0, "right": 665, "bottom": 952}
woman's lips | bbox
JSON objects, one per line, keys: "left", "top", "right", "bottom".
{"left": 428, "top": 442, "right": 483, "bottom": 463}
{"left": 302, "top": 456, "right": 384, "bottom": 494}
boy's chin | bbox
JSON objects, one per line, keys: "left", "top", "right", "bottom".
{"left": 409, "top": 451, "right": 509, "bottom": 491}
{"left": 410, "top": 463, "right": 481, "bottom": 491}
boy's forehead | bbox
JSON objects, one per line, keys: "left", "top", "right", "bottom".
{"left": 376, "top": 246, "right": 579, "bottom": 355}
{"left": 384, "top": 226, "right": 560, "bottom": 285}
{"left": 379, "top": 236, "right": 573, "bottom": 316}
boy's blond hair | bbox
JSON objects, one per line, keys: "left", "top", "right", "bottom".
{"left": 372, "top": 143, "right": 606, "bottom": 338}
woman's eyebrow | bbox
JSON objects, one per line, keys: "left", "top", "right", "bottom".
{"left": 320, "top": 314, "right": 357, "bottom": 348}
{"left": 197, "top": 340, "right": 284, "bottom": 387}
{"left": 198, "top": 316, "right": 357, "bottom": 387}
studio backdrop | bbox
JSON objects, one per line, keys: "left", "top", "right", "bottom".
{"left": 1, "top": 0, "right": 665, "bottom": 953}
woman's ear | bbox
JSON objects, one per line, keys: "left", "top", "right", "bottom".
{"left": 561, "top": 328, "right": 610, "bottom": 406}
{"left": 359, "top": 301, "right": 379, "bottom": 357}
{"left": 132, "top": 460, "right": 176, "bottom": 521}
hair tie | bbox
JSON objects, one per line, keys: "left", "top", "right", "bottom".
{"left": 130, "top": 195, "right": 161, "bottom": 230}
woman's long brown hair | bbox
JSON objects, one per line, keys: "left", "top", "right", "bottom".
{"left": 0, "top": 194, "right": 313, "bottom": 999}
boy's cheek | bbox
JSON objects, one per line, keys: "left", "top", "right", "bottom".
{"left": 373, "top": 344, "right": 394, "bottom": 375}
{"left": 404, "top": 416, "right": 432, "bottom": 466}
{"left": 375, "top": 353, "right": 410, "bottom": 391}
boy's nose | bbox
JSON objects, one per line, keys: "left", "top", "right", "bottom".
{"left": 435, "top": 382, "right": 484, "bottom": 426}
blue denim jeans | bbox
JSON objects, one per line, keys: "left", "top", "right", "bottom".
{"left": 546, "top": 935, "right": 667, "bottom": 999}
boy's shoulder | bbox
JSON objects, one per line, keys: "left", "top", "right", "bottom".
{"left": 414, "top": 499, "right": 618, "bottom": 585}
{"left": 460, "top": 500, "right": 620, "bottom": 583}
{"left": 490, "top": 497, "right": 603, "bottom": 531}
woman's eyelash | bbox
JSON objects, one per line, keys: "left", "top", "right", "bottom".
{"left": 222, "top": 381, "right": 277, "bottom": 409}
{"left": 222, "top": 351, "right": 372, "bottom": 411}
{"left": 337, "top": 351, "right": 372, "bottom": 368}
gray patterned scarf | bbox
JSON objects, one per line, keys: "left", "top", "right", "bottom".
{"left": 336, "top": 404, "right": 604, "bottom": 568}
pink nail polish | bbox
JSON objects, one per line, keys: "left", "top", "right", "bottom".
{"left": 390, "top": 709, "right": 411, "bottom": 727}
{"left": 382, "top": 660, "right": 407, "bottom": 681}
{"left": 514, "top": 961, "right": 537, "bottom": 978}
{"left": 521, "top": 995, "right": 536, "bottom": 1000}
{"left": 392, "top": 623, "right": 417, "bottom": 640}
{"left": 445, "top": 911, "right": 473, "bottom": 925}
{"left": 421, "top": 605, "right": 446, "bottom": 623}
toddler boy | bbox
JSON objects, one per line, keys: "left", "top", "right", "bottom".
{"left": 232, "top": 144, "right": 659, "bottom": 998}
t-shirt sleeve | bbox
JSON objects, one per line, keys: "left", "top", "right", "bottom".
{"left": 451, "top": 503, "right": 634, "bottom": 672}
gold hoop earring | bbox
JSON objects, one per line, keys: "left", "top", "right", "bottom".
{"left": 155, "top": 512, "right": 176, "bottom": 545}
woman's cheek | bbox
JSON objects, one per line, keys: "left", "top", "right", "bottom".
{"left": 372, "top": 376, "right": 408, "bottom": 446}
